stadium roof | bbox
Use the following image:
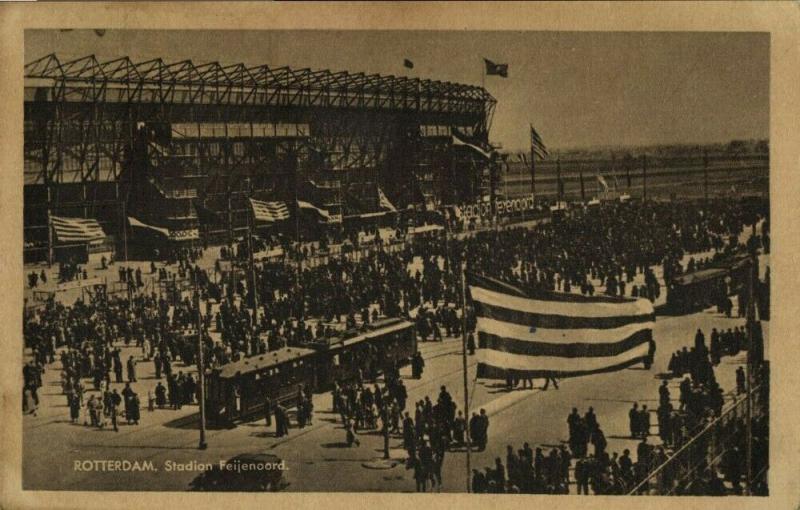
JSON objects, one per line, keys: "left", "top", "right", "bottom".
{"left": 24, "top": 53, "right": 495, "bottom": 114}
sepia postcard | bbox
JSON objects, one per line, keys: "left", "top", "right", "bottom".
{"left": 1, "top": 2, "right": 799, "bottom": 510}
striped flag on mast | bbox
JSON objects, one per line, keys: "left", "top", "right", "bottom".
{"left": 249, "top": 198, "right": 290, "bottom": 223}
{"left": 50, "top": 216, "right": 106, "bottom": 244}
{"left": 530, "top": 125, "right": 549, "bottom": 159}
{"left": 468, "top": 273, "right": 655, "bottom": 378}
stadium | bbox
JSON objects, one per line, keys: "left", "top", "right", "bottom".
{"left": 23, "top": 53, "right": 498, "bottom": 262}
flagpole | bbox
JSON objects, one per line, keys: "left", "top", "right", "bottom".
{"left": 246, "top": 179, "right": 259, "bottom": 337}
{"left": 530, "top": 126, "right": 536, "bottom": 197}
{"left": 460, "top": 260, "right": 472, "bottom": 493}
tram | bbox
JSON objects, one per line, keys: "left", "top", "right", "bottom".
{"left": 666, "top": 253, "right": 753, "bottom": 313}
{"left": 205, "top": 317, "right": 416, "bottom": 425}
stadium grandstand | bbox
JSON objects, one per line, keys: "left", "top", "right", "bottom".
{"left": 24, "top": 53, "right": 497, "bottom": 262}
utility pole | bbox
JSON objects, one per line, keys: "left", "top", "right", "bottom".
{"left": 745, "top": 222, "right": 756, "bottom": 494}
{"left": 195, "top": 276, "right": 208, "bottom": 450}
{"left": 460, "top": 261, "right": 472, "bottom": 493}
{"left": 703, "top": 149, "right": 709, "bottom": 205}
{"left": 245, "top": 178, "right": 259, "bottom": 334}
{"left": 642, "top": 154, "right": 648, "bottom": 202}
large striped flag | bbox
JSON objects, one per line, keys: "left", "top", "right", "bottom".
{"left": 50, "top": 216, "right": 106, "bottom": 244}
{"left": 249, "top": 198, "right": 290, "bottom": 223}
{"left": 468, "top": 273, "right": 655, "bottom": 378}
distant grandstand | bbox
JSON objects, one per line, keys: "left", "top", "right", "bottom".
{"left": 24, "top": 54, "right": 497, "bottom": 262}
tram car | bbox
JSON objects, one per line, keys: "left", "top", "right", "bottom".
{"left": 205, "top": 317, "right": 415, "bottom": 425}
{"left": 309, "top": 317, "right": 416, "bottom": 390}
{"left": 666, "top": 253, "right": 753, "bottom": 313}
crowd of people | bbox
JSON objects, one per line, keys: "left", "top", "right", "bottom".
{"left": 22, "top": 197, "right": 769, "bottom": 493}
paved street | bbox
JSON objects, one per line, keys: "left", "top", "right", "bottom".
{"left": 23, "top": 286, "right": 766, "bottom": 493}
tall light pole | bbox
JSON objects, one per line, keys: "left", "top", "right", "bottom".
{"left": 195, "top": 276, "right": 208, "bottom": 450}
{"left": 460, "top": 260, "right": 472, "bottom": 493}
{"left": 745, "top": 222, "right": 756, "bottom": 494}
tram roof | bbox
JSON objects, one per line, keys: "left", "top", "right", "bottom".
{"left": 217, "top": 346, "right": 316, "bottom": 379}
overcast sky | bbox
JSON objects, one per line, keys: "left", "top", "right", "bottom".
{"left": 26, "top": 29, "right": 769, "bottom": 152}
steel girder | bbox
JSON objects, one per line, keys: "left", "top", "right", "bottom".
{"left": 25, "top": 54, "right": 496, "bottom": 118}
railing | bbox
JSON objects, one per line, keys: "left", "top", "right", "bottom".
{"left": 629, "top": 378, "right": 769, "bottom": 495}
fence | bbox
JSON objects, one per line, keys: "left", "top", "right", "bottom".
{"left": 629, "top": 369, "right": 769, "bottom": 495}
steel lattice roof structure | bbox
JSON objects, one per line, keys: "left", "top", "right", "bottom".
{"left": 25, "top": 53, "right": 496, "bottom": 116}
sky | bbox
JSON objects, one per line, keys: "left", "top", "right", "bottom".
{"left": 25, "top": 30, "right": 770, "bottom": 152}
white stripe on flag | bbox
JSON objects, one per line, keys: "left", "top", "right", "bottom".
{"left": 51, "top": 216, "right": 105, "bottom": 243}
{"left": 250, "top": 199, "right": 290, "bottom": 222}
{"left": 128, "top": 216, "right": 170, "bottom": 236}
{"left": 476, "top": 341, "right": 650, "bottom": 372}
{"left": 470, "top": 285, "right": 653, "bottom": 319}
{"left": 377, "top": 187, "right": 397, "bottom": 212}
{"left": 476, "top": 317, "right": 655, "bottom": 344}
{"left": 297, "top": 200, "right": 330, "bottom": 221}
{"left": 452, "top": 134, "right": 492, "bottom": 159}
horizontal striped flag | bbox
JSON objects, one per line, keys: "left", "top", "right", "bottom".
{"left": 249, "top": 198, "right": 290, "bottom": 223}
{"left": 468, "top": 273, "right": 655, "bottom": 379}
{"left": 50, "top": 216, "right": 106, "bottom": 244}
{"left": 530, "top": 125, "right": 549, "bottom": 159}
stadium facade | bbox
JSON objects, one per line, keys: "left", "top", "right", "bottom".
{"left": 24, "top": 54, "right": 497, "bottom": 262}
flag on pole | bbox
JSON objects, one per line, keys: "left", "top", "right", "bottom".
{"left": 483, "top": 58, "right": 509, "bottom": 77}
{"left": 530, "top": 126, "right": 549, "bottom": 159}
{"left": 50, "top": 216, "right": 106, "bottom": 244}
{"left": 128, "top": 216, "right": 170, "bottom": 237}
{"left": 377, "top": 187, "right": 397, "bottom": 212}
{"left": 297, "top": 200, "right": 331, "bottom": 223}
{"left": 452, "top": 130, "right": 493, "bottom": 160}
{"left": 250, "top": 198, "right": 290, "bottom": 223}
{"left": 468, "top": 273, "right": 656, "bottom": 378}
{"left": 597, "top": 174, "right": 609, "bottom": 192}
{"left": 403, "top": 59, "right": 414, "bottom": 69}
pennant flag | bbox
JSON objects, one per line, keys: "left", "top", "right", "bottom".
{"left": 452, "top": 130, "right": 493, "bottom": 160}
{"left": 377, "top": 187, "right": 397, "bottom": 212}
{"left": 128, "top": 216, "right": 170, "bottom": 237}
{"left": 50, "top": 216, "right": 106, "bottom": 244}
{"left": 297, "top": 200, "right": 331, "bottom": 223}
{"left": 468, "top": 273, "right": 655, "bottom": 378}
{"left": 484, "top": 58, "right": 509, "bottom": 78}
{"left": 250, "top": 198, "right": 290, "bottom": 223}
{"left": 597, "top": 174, "right": 609, "bottom": 192}
{"left": 403, "top": 59, "right": 414, "bottom": 69}
{"left": 530, "top": 126, "right": 549, "bottom": 159}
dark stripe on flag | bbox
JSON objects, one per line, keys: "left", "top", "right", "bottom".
{"left": 469, "top": 273, "right": 643, "bottom": 304}
{"left": 479, "top": 329, "right": 652, "bottom": 358}
{"left": 473, "top": 300, "right": 655, "bottom": 330}
{"left": 477, "top": 353, "right": 651, "bottom": 380}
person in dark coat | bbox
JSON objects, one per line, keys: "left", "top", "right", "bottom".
{"left": 69, "top": 393, "right": 81, "bottom": 423}
{"left": 127, "top": 392, "right": 140, "bottom": 425}
{"left": 126, "top": 355, "right": 137, "bottom": 383}
{"left": 155, "top": 382, "right": 167, "bottom": 408}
